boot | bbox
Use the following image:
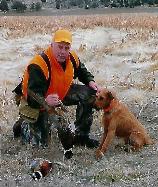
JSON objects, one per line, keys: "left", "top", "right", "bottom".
{"left": 13, "top": 117, "right": 24, "bottom": 138}
{"left": 74, "top": 134, "right": 99, "bottom": 149}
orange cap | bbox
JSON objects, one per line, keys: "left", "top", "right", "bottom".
{"left": 53, "top": 29, "right": 72, "bottom": 44}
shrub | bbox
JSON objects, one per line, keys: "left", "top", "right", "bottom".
{"left": 69, "top": 0, "right": 78, "bottom": 6}
{"left": 148, "top": 0, "right": 155, "bottom": 5}
{"left": 56, "top": 0, "right": 60, "bottom": 9}
{"left": 35, "top": 2, "right": 42, "bottom": 11}
{"left": 90, "top": 2, "right": 99, "bottom": 8}
{"left": 0, "top": 0, "right": 9, "bottom": 12}
{"left": 30, "top": 2, "right": 42, "bottom": 11}
{"left": 30, "top": 3, "right": 35, "bottom": 11}
{"left": 84, "top": 4, "right": 89, "bottom": 9}
{"left": 11, "top": 1, "right": 27, "bottom": 12}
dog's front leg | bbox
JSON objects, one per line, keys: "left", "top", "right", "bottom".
{"left": 98, "top": 129, "right": 108, "bottom": 149}
{"left": 100, "top": 129, "right": 115, "bottom": 154}
{"left": 96, "top": 128, "right": 115, "bottom": 160}
{"left": 95, "top": 130, "right": 107, "bottom": 160}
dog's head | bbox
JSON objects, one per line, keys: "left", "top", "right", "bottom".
{"left": 94, "top": 88, "right": 115, "bottom": 110}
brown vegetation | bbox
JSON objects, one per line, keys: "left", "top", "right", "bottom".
{"left": 0, "top": 14, "right": 157, "bottom": 186}
{"left": 0, "top": 15, "right": 158, "bottom": 39}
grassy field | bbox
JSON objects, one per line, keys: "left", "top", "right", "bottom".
{"left": 0, "top": 13, "right": 158, "bottom": 39}
{"left": 0, "top": 11, "right": 158, "bottom": 186}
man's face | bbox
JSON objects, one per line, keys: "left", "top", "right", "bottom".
{"left": 52, "top": 42, "right": 71, "bottom": 63}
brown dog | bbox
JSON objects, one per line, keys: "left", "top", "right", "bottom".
{"left": 95, "top": 88, "right": 153, "bottom": 159}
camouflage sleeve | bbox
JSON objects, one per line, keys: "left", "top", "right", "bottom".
{"left": 27, "top": 64, "right": 48, "bottom": 108}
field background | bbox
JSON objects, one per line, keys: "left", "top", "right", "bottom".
{"left": 0, "top": 9, "right": 158, "bottom": 186}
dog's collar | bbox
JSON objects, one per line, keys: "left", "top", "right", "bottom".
{"left": 103, "top": 99, "right": 118, "bottom": 113}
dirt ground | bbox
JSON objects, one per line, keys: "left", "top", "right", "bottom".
{"left": 0, "top": 8, "right": 158, "bottom": 187}
{"left": 0, "top": 96, "right": 158, "bottom": 187}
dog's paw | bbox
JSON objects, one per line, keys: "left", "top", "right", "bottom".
{"left": 95, "top": 149, "right": 104, "bottom": 160}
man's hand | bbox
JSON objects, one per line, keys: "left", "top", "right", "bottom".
{"left": 88, "top": 81, "right": 101, "bottom": 93}
{"left": 45, "top": 94, "right": 60, "bottom": 107}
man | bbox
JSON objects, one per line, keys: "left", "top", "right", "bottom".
{"left": 14, "top": 29, "right": 100, "bottom": 148}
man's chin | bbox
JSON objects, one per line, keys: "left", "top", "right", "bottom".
{"left": 58, "top": 58, "right": 66, "bottom": 63}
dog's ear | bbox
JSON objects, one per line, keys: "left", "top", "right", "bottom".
{"left": 107, "top": 91, "right": 114, "bottom": 100}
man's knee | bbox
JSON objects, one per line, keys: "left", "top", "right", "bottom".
{"left": 64, "top": 84, "right": 96, "bottom": 105}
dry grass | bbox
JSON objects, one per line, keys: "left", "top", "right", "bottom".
{"left": 0, "top": 14, "right": 157, "bottom": 116}
{"left": 0, "top": 15, "right": 158, "bottom": 39}
{"left": 0, "top": 14, "right": 158, "bottom": 186}
{"left": 0, "top": 86, "right": 18, "bottom": 133}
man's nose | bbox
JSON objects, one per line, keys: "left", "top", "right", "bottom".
{"left": 60, "top": 48, "right": 67, "bottom": 54}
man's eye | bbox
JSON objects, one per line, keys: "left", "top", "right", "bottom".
{"left": 65, "top": 46, "right": 70, "bottom": 51}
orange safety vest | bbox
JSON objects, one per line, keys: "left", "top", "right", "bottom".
{"left": 22, "top": 46, "right": 79, "bottom": 101}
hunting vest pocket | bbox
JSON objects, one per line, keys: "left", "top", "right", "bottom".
{"left": 19, "top": 98, "right": 40, "bottom": 123}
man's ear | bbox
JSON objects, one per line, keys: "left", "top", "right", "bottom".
{"left": 107, "top": 91, "right": 114, "bottom": 100}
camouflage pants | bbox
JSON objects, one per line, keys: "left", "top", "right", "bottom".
{"left": 21, "top": 84, "right": 96, "bottom": 145}
{"left": 21, "top": 111, "right": 49, "bottom": 147}
{"left": 63, "top": 84, "right": 96, "bottom": 136}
